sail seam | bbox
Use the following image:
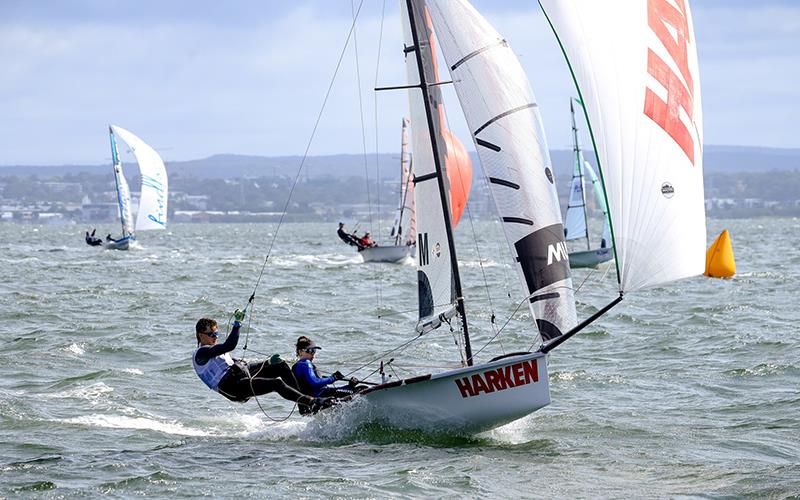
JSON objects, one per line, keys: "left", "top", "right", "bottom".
{"left": 474, "top": 103, "right": 536, "bottom": 135}
{"left": 450, "top": 39, "right": 507, "bottom": 71}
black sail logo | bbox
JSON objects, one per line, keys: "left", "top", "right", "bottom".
{"left": 418, "top": 232, "right": 429, "bottom": 266}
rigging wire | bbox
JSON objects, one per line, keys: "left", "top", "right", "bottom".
{"left": 240, "top": 0, "right": 366, "bottom": 327}
{"left": 351, "top": 0, "right": 374, "bottom": 239}
{"left": 233, "top": 0, "right": 367, "bottom": 421}
{"left": 371, "top": 0, "right": 388, "bottom": 332}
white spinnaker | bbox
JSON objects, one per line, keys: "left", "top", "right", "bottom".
{"left": 584, "top": 161, "right": 611, "bottom": 248}
{"left": 564, "top": 155, "right": 587, "bottom": 242}
{"left": 427, "top": 0, "right": 577, "bottom": 339}
{"left": 539, "top": 0, "right": 705, "bottom": 291}
{"left": 402, "top": 1, "right": 455, "bottom": 321}
{"left": 110, "top": 125, "right": 168, "bottom": 231}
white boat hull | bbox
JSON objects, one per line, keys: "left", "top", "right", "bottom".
{"left": 359, "top": 244, "right": 415, "bottom": 263}
{"left": 569, "top": 246, "right": 613, "bottom": 268}
{"left": 356, "top": 352, "right": 549, "bottom": 434}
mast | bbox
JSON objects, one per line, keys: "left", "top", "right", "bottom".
{"left": 570, "top": 98, "right": 591, "bottom": 250}
{"left": 108, "top": 126, "right": 127, "bottom": 237}
{"left": 405, "top": 0, "right": 473, "bottom": 365}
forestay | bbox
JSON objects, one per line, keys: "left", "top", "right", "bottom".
{"left": 109, "top": 127, "right": 135, "bottom": 238}
{"left": 427, "top": 0, "right": 577, "bottom": 340}
{"left": 539, "top": 0, "right": 705, "bottom": 291}
{"left": 110, "top": 125, "right": 168, "bottom": 231}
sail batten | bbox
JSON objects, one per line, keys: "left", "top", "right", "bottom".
{"left": 427, "top": 0, "right": 577, "bottom": 340}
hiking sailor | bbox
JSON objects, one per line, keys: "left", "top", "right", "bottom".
{"left": 85, "top": 228, "right": 103, "bottom": 246}
{"left": 193, "top": 310, "right": 328, "bottom": 411}
{"left": 292, "top": 336, "right": 361, "bottom": 414}
{"left": 337, "top": 222, "right": 364, "bottom": 249}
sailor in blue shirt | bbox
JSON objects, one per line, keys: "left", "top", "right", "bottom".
{"left": 193, "top": 311, "right": 327, "bottom": 411}
{"left": 291, "top": 336, "right": 360, "bottom": 414}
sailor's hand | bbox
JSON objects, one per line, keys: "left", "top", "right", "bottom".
{"left": 233, "top": 309, "right": 246, "bottom": 322}
{"left": 332, "top": 370, "right": 345, "bottom": 381}
{"left": 348, "top": 377, "right": 359, "bottom": 388}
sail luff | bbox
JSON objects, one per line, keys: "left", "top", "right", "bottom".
{"left": 404, "top": 0, "right": 472, "bottom": 364}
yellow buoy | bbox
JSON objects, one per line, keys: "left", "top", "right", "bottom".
{"left": 705, "top": 229, "right": 736, "bottom": 278}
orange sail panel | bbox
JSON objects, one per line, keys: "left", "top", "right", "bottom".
{"left": 443, "top": 127, "right": 472, "bottom": 227}
{"left": 704, "top": 229, "right": 735, "bottom": 278}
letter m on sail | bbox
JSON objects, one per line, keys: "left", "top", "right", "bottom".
{"left": 418, "top": 233, "right": 429, "bottom": 266}
{"left": 547, "top": 242, "right": 568, "bottom": 266}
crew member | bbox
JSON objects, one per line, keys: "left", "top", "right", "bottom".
{"left": 193, "top": 311, "right": 327, "bottom": 411}
{"left": 292, "top": 336, "right": 359, "bottom": 413}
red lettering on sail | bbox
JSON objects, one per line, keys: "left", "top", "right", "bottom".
{"left": 454, "top": 359, "right": 540, "bottom": 399}
{"left": 644, "top": 0, "right": 696, "bottom": 165}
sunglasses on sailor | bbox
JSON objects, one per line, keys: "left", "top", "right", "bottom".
{"left": 203, "top": 330, "right": 219, "bottom": 338}
{"left": 303, "top": 347, "right": 318, "bottom": 354}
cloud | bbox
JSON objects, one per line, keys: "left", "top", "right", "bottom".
{"left": 0, "top": 0, "right": 798, "bottom": 165}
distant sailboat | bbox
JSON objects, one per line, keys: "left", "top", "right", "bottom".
{"left": 105, "top": 125, "right": 168, "bottom": 250}
{"left": 563, "top": 98, "right": 614, "bottom": 268}
{"left": 359, "top": 117, "right": 418, "bottom": 263}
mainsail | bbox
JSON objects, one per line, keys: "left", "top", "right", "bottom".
{"left": 401, "top": 1, "right": 469, "bottom": 329}
{"left": 540, "top": 0, "right": 706, "bottom": 291}
{"left": 427, "top": 0, "right": 577, "bottom": 340}
{"left": 391, "top": 117, "right": 417, "bottom": 246}
{"left": 110, "top": 125, "right": 168, "bottom": 231}
{"left": 109, "top": 126, "right": 134, "bottom": 238}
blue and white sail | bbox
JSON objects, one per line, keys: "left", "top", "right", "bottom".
{"left": 109, "top": 126, "right": 135, "bottom": 239}
{"left": 584, "top": 161, "right": 611, "bottom": 249}
{"left": 110, "top": 125, "right": 168, "bottom": 231}
{"left": 564, "top": 99, "right": 588, "bottom": 243}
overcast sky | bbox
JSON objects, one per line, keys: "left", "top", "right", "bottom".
{"left": 1, "top": 0, "right": 798, "bottom": 165}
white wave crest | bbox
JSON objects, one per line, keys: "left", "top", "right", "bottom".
{"left": 62, "top": 414, "right": 208, "bottom": 437}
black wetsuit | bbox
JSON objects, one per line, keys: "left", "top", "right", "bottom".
{"left": 193, "top": 324, "right": 312, "bottom": 405}
{"left": 337, "top": 227, "right": 365, "bottom": 250}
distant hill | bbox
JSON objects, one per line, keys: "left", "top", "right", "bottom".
{"left": 2, "top": 145, "right": 799, "bottom": 179}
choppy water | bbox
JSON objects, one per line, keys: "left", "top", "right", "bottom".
{"left": 1, "top": 218, "right": 798, "bottom": 498}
